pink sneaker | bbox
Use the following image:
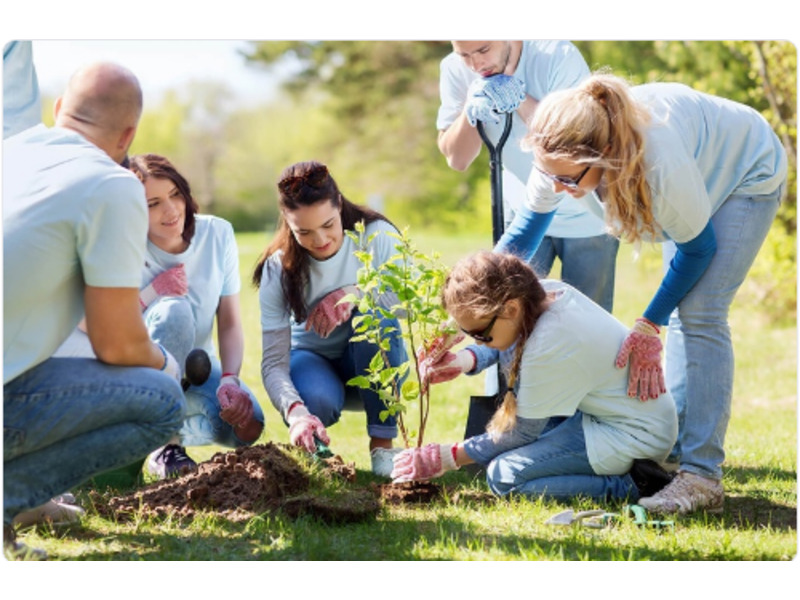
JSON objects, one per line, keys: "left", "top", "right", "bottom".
{"left": 639, "top": 471, "right": 724, "bottom": 515}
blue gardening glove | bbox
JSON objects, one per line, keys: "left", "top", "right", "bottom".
{"left": 480, "top": 74, "right": 526, "bottom": 113}
{"left": 465, "top": 94, "right": 500, "bottom": 127}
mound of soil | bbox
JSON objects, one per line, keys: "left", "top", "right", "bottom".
{"left": 94, "top": 442, "right": 493, "bottom": 525}
{"left": 97, "top": 442, "right": 369, "bottom": 524}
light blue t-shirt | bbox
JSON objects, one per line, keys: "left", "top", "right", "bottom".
{"left": 437, "top": 40, "right": 606, "bottom": 238}
{"left": 3, "top": 124, "right": 148, "bottom": 383}
{"left": 3, "top": 41, "right": 41, "bottom": 139}
{"left": 143, "top": 215, "right": 241, "bottom": 355}
{"left": 259, "top": 219, "right": 399, "bottom": 359}
{"left": 529, "top": 82, "right": 788, "bottom": 244}
{"left": 515, "top": 281, "right": 678, "bottom": 474}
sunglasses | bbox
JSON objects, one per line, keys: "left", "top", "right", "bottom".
{"left": 278, "top": 165, "right": 329, "bottom": 198}
{"left": 534, "top": 164, "right": 591, "bottom": 190}
{"left": 461, "top": 313, "right": 499, "bottom": 343}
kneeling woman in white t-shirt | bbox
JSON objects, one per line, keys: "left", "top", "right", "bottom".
{"left": 254, "top": 160, "right": 406, "bottom": 474}
{"left": 392, "top": 251, "right": 678, "bottom": 503}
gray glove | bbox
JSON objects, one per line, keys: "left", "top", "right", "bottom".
{"left": 480, "top": 74, "right": 526, "bottom": 113}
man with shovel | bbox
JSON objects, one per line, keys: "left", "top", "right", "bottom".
{"left": 435, "top": 41, "right": 619, "bottom": 407}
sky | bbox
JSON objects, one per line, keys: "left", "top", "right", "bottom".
{"left": 31, "top": 40, "right": 288, "bottom": 108}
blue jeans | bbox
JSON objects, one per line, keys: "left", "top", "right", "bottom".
{"left": 529, "top": 234, "right": 619, "bottom": 313}
{"left": 3, "top": 357, "right": 185, "bottom": 525}
{"left": 486, "top": 413, "right": 639, "bottom": 502}
{"left": 289, "top": 313, "right": 408, "bottom": 440}
{"left": 145, "top": 296, "right": 264, "bottom": 448}
{"left": 662, "top": 187, "right": 782, "bottom": 480}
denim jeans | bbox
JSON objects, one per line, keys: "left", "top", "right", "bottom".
{"left": 486, "top": 412, "right": 639, "bottom": 502}
{"left": 529, "top": 234, "right": 619, "bottom": 313}
{"left": 662, "top": 187, "right": 782, "bottom": 480}
{"left": 145, "top": 296, "right": 264, "bottom": 448}
{"left": 3, "top": 357, "right": 185, "bottom": 525}
{"left": 289, "top": 313, "right": 408, "bottom": 440}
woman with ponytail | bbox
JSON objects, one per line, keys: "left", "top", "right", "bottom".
{"left": 493, "top": 72, "right": 788, "bottom": 514}
{"left": 391, "top": 251, "right": 678, "bottom": 504}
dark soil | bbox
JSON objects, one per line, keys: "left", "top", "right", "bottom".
{"left": 94, "top": 442, "right": 487, "bottom": 526}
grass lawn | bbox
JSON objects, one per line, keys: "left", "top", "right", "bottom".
{"left": 10, "top": 230, "right": 797, "bottom": 569}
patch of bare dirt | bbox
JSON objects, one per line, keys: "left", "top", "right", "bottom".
{"left": 93, "top": 443, "right": 493, "bottom": 525}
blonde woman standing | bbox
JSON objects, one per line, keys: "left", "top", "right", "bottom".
{"left": 492, "top": 73, "right": 787, "bottom": 514}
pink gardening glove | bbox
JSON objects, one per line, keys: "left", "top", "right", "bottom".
{"left": 305, "top": 286, "right": 357, "bottom": 339}
{"left": 139, "top": 264, "right": 188, "bottom": 311}
{"left": 287, "top": 404, "right": 331, "bottom": 453}
{"left": 216, "top": 375, "right": 255, "bottom": 427}
{"left": 419, "top": 324, "right": 466, "bottom": 366}
{"left": 418, "top": 349, "right": 475, "bottom": 396}
{"left": 615, "top": 318, "right": 666, "bottom": 401}
{"left": 417, "top": 325, "right": 467, "bottom": 395}
{"left": 391, "top": 443, "right": 459, "bottom": 483}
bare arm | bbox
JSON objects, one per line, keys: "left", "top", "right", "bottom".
{"left": 437, "top": 112, "right": 483, "bottom": 171}
{"left": 84, "top": 285, "right": 164, "bottom": 369}
{"left": 216, "top": 293, "right": 244, "bottom": 376}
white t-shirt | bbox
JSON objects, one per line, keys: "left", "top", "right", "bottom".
{"left": 528, "top": 82, "right": 788, "bottom": 244}
{"left": 516, "top": 280, "right": 678, "bottom": 474}
{"left": 53, "top": 214, "right": 240, "bottom": 358}
{"left": 3, "top": 124, "right": 148, "bottom": 383}
{"left": 259, "top": 219, "right": 399, "bottom": 359}
{"left": 437, "top": 40, "right": 607, "bottom": 238}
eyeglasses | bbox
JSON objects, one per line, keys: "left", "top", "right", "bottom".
{"left": 278, "top": 165, "right": 329, "bottom": 198}
{"left": 461, "top": 314, "right": 499, "bottom": 343}
{"left": 534, "top": 164, "right": 591, "bottom": 190}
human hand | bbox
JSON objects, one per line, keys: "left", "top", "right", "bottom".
{"left": 419, "top": 349, "right": 475, "bottom": 396}
{"left": 479, "top": 74, "right": 526, "bottom": 113}
{"left": 140, "top": 264, "right": 188, "bottom": 311}
{"left": 305, "top": 286, "right": 358, "bottom": 338}
{"left": 615, "top": 318, "right": 666, "bottom": 401}
{"left": 216, "top": 375, "right": 255, "bottom": 427}
{"left": 419, "top": 323, "right": 466, "bottom": 366}
{"left": 465, "top": 94, "right": 500, "bottom": 127}
{"left": 158, "top": 344, "right": 182, "bottom": 383}
{"left": 390, "top": 443, "right": 458, "bottom": 483}
{"left": 287, "top": 404, "right": 330, "bottom": 453}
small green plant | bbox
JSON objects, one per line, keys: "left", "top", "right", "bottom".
{"left": 343, "top": 221, "right": 456, "bottom": 448}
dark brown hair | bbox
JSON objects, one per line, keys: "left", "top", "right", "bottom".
{"left": 128, "top": 153, "right": 199, "bottom": 245}
{"left": 252, "top": 160, "right": 391, "bottom": 323}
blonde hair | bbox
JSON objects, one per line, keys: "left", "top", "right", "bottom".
{"left": 525, "top": 72, "right": 658, "bottom": 244}
{"left": 442, "top": 251, "right": 549, "bottom": 437}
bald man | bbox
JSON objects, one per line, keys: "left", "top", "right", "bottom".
{"left": 3, "top": 63, "right": 186, "bottom": 559}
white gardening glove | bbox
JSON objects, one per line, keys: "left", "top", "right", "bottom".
{"left": 286, "top": 403, "right": 330, "bottom": 454}
{"left": 305, "top": 285, "right": 359, "bottom": 339}
{"left": 139, "top": 264, "right": 188, "bottom": 311}
{"left": 216, "top": 375, "right": 255, "bottom": 427}
{"left": 390, "top": 443, "right": 459, "bottom": 483}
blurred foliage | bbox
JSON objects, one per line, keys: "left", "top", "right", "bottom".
{"left": 50, "top": 41, "right": 791, "bottom": 319}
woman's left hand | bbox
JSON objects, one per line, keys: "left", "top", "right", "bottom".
{"left": 216, "top": 375, "right": 254, "bottom": 427}
{"left": 305, "top": 286, "right": 358, "bottom": 338}
{"left": 615, "top": 318, "right": 666, "bottom": 401}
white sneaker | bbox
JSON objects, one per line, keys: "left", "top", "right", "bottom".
{"left": 370, "top": 447, "right": 403, "bottom": 478}
{"left": 12, "top": 500, "right": 86, "bottom": 528}
{"left": 639, "top": 470, "right": 724, "bottom": 515}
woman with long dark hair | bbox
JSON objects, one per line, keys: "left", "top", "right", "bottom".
{"left": 254, "top": 160, "right": 406, "bottom": 475}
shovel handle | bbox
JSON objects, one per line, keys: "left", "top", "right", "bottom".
{"left": 477, "top": 112, "right": 513, "bottom": 245}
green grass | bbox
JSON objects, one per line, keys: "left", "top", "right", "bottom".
{"left": 12, "top": 231, "right": 797, "bottom": 562}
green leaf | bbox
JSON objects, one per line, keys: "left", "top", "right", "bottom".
{"left": 347, "top": 375, "right": 371, "bottom": 388}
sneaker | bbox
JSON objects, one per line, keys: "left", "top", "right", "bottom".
{"left": 370, "top": 447, "right": 403, "bottom": 478}
{"left": 3, "top": 523, "right": 47, "bottom": 561}
{"left": 12, "top": 499, "right": 85, "bottom": 528}
{"left": 630, "top": 458, "right": 675, "bottom": 498}
{"left": 146, "top": 444, "right": 198, "bottom": 479}
{"left": 638, "top": 470, "right": 724, "bottom": 515}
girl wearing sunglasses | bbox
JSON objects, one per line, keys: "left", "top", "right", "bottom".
{"left": 253, "top": 160, "right": 407, "bottom": 474}
{"left": 392, "top": 251, "right": 678, "bottom": 505}
{"left": 493, "top": 72, "right": 787, "bottom": 515}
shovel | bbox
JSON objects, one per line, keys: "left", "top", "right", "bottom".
{"left": 463, "top": 112, "right": 514, "bottom": 448}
